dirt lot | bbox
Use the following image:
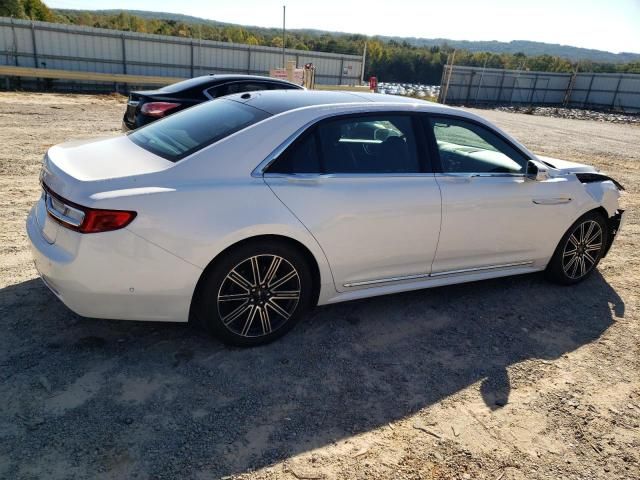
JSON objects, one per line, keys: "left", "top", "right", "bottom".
{"left": 0, "top": 92, "right": 638, "bottom": 480}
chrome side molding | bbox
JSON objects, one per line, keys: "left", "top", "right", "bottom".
{"left": 430, "top": 261, "right": 534, "bottom": 277}
{"left": 343, "top": 261, "right": 534, "bottom": 287}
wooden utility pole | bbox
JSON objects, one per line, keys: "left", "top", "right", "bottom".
{"left": 440, "top": 50, "right": 456, "bottom": 104}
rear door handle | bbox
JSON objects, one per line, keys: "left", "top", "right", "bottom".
{"left": 286, "top": 175, "right": 321, "bottom": 184}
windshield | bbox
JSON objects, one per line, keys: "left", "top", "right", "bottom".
{"left": 128, "top": 99, "right": 270, "bottom": 162}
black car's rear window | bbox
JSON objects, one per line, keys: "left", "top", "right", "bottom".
{"left": 128, "top": 99, "right": 270, "bottom": 162}
{"left": 155, "top": 76, "right": 212, "bottom": 93}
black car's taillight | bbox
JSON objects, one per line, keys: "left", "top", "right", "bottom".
{"left": 140, "top": 102, "right": 181, "bottom": 118}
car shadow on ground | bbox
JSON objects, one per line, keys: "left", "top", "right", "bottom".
{"left": 0, "top": 271, "right": 624, "bottom": 478}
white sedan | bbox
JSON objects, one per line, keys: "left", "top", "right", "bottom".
{"left": 27, "top": 90, "right": 625, "bottom": 346}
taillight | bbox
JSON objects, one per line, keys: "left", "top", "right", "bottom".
{"left": 140, "top": 101, "right": 181, "bottom": 118}
{"left": 79, "top": 209, "right": 137, "bottom": 234}
{"left": 43, "top": 185, "right": 136, "bottom": 234}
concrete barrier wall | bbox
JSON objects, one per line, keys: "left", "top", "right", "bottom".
{"left": 0, "top": 17, "right": 363, "bottom": 88}
{"left": 439, "top": 65, "right": 640, "bottom": 112}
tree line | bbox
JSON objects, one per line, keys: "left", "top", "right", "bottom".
{"left": 2, "top": 1, "right": 639, "bottom": 83}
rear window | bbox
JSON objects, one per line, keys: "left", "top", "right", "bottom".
{"left": 128, "top": 99, "right": 270, "bottom": 162}
{"left": 156, "top": 76, "right": 211, "bottom": 93}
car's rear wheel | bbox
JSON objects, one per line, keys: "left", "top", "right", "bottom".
{"left": 545, "top": 211, "right": 608, "bottom": 285}
{"left": 195, "top": 240, "right": 313, "bottom": 346}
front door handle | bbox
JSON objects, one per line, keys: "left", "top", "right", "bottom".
{"left": 532, "top": 197, "right": 572, "bottom": 205}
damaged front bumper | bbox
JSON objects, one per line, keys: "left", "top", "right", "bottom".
{"left": 604, "top": 209, "right": 625, "bottom": 257}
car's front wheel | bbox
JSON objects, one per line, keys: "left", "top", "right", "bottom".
{"left": 195, "top": 240, "right": 314, "bottom": 346}
{"left": 545, "top": 211, "right": 609, "bottom": 285}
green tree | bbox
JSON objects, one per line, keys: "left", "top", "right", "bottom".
{"left": 22, "top": 0, "right": 54, "bottom": 21}
{"left": 0, "top": 0, "right": 26, "bottom": 18}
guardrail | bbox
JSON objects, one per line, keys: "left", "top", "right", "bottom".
{"left": 0, "top": 66, "right": 377, "bottom": 93}
{"left": 0, "top": 65, "right": 183, "bottom": 86}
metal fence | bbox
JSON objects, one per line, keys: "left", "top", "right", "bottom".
{"left": 0, "top": 17, "right": 364, "bottom": 89}
{"left": 439, "top": 65, "right": 640, "bottom": 112}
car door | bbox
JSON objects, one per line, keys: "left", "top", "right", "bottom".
{"left": 264, "top": 113, "right": 442, "bottom": 292}
{"left": 425, "top": 114, "right": 575, "bottom": 275}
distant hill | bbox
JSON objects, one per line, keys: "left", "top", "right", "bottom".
{"left": 89, "top": 9, "right": 230, "bottom": 27}
{"left": 382, "top": 37, "right": 640, "bottom": 64}
{"left": 64, "top": 8, "right": 640, "bottom": 64}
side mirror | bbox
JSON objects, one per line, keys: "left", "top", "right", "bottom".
{"left": 526, "top": 160, "right": 550, "bottom": 182}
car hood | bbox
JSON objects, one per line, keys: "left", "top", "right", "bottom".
{"left": 536, "top": 155, "right": 598, "bottom": 174}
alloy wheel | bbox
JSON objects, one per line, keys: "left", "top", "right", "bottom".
{"left": 217, "top": 255, "right": 301, "bottom": 338}
{"left": 562, "top": 220, "right": 603, "bottom": 280}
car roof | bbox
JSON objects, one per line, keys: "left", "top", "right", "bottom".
{"left": 154, "top": 74, "right": 302, "bottom": 94}
{"left": 225, "top": 89, "right": 434, "bottom": 115}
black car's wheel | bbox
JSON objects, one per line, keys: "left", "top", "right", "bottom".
{"left": 545, "top": 211, "right": 608, "bottom": 285}
{"left": 195, "top": 240, "right": 314, "bottom": 346}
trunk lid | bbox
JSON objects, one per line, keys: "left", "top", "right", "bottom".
{"left": 42, "top": 136, "right": 173, "bottom": 201}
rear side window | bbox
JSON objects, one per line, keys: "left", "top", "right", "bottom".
{"left": 267, "top": 114, "right": 421, "bottom": 174}
{"left": 223, "top": 82, "right": 268, "bottom": 96}
{"left": 209, "top": 82, "right": 289, "bottom": 98}
{"left": 129, "top": 99, "right": 270, "bottom": 162}
{"left": 318, "top": 115, "right": 420, "bottom": 173}
{"left": 268, "top": 134, "right": 321, "bottom": 174}
{"left": 267, "top": 82, "right": 300, "bottom": 90}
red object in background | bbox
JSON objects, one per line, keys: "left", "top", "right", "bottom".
{"left": 369, "top": 76, "right": 378, "bottom": 91}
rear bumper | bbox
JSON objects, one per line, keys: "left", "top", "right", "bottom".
{"left": 603, "top": 209, "right": 625, "bottom": 257}
{"left": 27, "top": 206, "right": 201, "bottom": 322}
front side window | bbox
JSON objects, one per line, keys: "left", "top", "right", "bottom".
{"left": 129, "top": 99, "right": 270, "bottom": 162}
{"left": 429, "top": 117, "right": 529, "bottom": 174}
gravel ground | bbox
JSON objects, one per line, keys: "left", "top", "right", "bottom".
{"left": 0, "top": 93, "right": 639, "bottom": 480}
{"left": 491, "top": 106, "right": 640, "bottom": 125}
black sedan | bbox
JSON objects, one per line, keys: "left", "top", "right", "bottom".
{"left": 122, "top": 74, "right": 303, "bottom": 131}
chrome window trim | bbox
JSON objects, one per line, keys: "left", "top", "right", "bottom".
{"left": 263, "top": 172, "right": 437, "bottom": 179}
{"left": 342, "top": 261, "right": 534, "bottom": 287}
{"left": 435, "top": 172, "right": 525, "bottom": 178}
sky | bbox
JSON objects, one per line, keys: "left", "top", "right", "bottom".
{"left": 46, "top": 0, "right": 640, "bottom": 54}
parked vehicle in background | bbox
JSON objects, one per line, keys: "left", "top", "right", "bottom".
{"left": 121, "top": 74, "right": 303, "bottom": 131}
{"left": 30, "top": 90, "right": 624, "bottom": 347}
{"left": 377, "top": 82, "right": 440, "bottom": 99}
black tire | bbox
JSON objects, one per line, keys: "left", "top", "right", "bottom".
{"left": 194, "top": 240, "right": 314, "bottom": 347}
{"left": 545, "top": 211, "right": 609, "bottom": 285}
